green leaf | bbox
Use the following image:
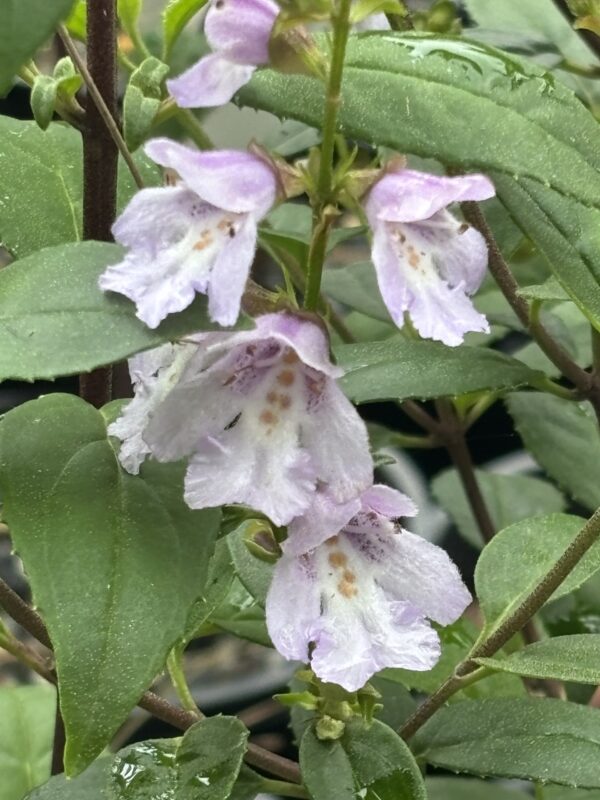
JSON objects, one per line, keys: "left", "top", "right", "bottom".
{"left": 507, "top": 393, "right": 600, "bottom": 512}
{"left": 474, "top": 513, "right": 600, "bottom": 630}
{"left": 413, "top": 697, "right": 600, "bottom": 788}
{"left": 518, "top": 276, "right": 570, "bottom": 302}
{"left": 183, "top": 538, "right": 235, "bottom": 641}
{"left": 211, "top": 577, "right": 271, "bottom": 646}
{"left": 162, "top": 0, "right": 209, "bottom": 59}
{"left": 227, "top": 526, "right": 274, "bottom": 607}
{"left": 476, "top": 634, "right": 600, "bottom": 684}
{"left": 301, "top": 719, "right": 426, "bottom": 800}
{"left": 110, "top": 740, "right": 179, "bottom": 798}
{"left": 65, "top": 0, "right": 86, "bottom": 40}
{"left": 514, "top": 302, "right": 591, "bottom": 377}
{"left": 0, "top": 0, "right": 75, "bottom": 94}
{"left": 176, "top": 717, "right": 249, "bottom": 800}
{"left": 322, "top": 262, "right": 390, "bottom": 323}
{"left": 26, "top": 759, "right": 111, "bottom": 799}
{"left": 0, "top": 117, "right": 159, "bottom": 258}
{"left": 334, "top": 337, "right": 544, "bottom": 403}
{"left": 426, "top": 776, "right": 530, "bottom": 800}
{"left": 0, "top": 685, "right": 56, "bottom": 800}
{"left": 432, "top": 468, "right": 566, "bottom": 549}
{"left": 238, "top": 33, "right": 600, "bottom": 328}
{"left": 0, "top": 240, "right": 223, "bottom": 381}
{"left": 0, "top": 394, "right": 221, "bottom": 774}
{"left": 109, "top": 718, "right": 248, "bottom": 800}
{"left": 124, "top": 57, "right": 170, "bottom": 151}
{"left": 493, "top": 175, "right": 600, "bottom": 329}
{"left": 369, "top": 677, "right": 416, "bottom": 731}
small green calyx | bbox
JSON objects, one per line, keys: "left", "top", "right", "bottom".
{"left": 277, "top": 669, "right": 382, "bottom": 735}
{"left": 316, "top": 715, "right": 346, "bottom": 741}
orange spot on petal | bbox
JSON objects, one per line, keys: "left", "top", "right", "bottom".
{"left": 277, "top": 370, "right": 295, "bottom": 386}
{"left": 328, "top": 551, "right": 348, "bottom": 568}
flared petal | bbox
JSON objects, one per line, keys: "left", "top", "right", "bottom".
{"left": 284, "top": 491, "right": 360, "bottom": 556}
{"left": 301, "top": 380, "right": 373, "bottom": 502}
{"left": 205, "top": 0, "right": 278, "bottom": 63}
{"left": 377, "top": 529, "right": 472, "bottom": 625}
{"left": 145, "top": 139, "right": 279, "bottom": 216}
{"left": 366, "top": 169, "right": 495, "bottom": 224}
{"left": 267, "top": 529, "right": 442, "bottom": 691}
{"left": 266, "top": 552, "right": 322, "bottom": 661}
{"left": 209, "top": 312, "right": 343, "bottom": 378}
{"left": 362, "top": 484, "right": 418, "bottom": 519}
{"left": 370, "top": 219, "right": 489, "bottom": 346}
{"left": 208, "top": 214, "right": 257, "bottom": 326}
{"left": 267, "top": 483, "right": 470, "bottom": 689}
{"left": 101, "top": 184, "right": 247, "bottom": 328}
{"left": 309, "top": 599, "right": 441, "bottom": 691}
{"left": 184, "top": 419, "right": 317, "bottom": 525}
{"left": 108, "top": 343, "right": 198, "bottom": 473}
{"left": 167, "top": 52, "right": 255, "bottom": 109}
{"left": 142, "top": 357, "right": 244, "bottom": 462}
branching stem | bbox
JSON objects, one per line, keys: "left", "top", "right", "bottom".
{"left": 0, "top": 578, "right": 302, "bottom": 784}
{"left": 400, "top": 505, "right": 600, "bottom": 739}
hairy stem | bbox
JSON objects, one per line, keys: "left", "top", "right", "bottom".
{"left": 435, "top": 399, "right": 496, "bottom": 544}
{"left": 0, "top": 578, "right": 302, "bottom": 784}
{"left": 304, "top": 0, "right": 352, "bottom": 310}
{"left": 58, "top": 25, "right": 145, "bottom": 191}
{"left": 461, "top": 201, "right": 600, "bottom": 422}
{"left": 400, "top": 505, "right": 600, "bottom": 739}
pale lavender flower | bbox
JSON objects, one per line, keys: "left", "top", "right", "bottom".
{"left": 167, "top": 0, "right": 279, "bottom": 108}
{"left": 99, "top": 138, "right": 279, "bottom": 328}
{"left": 266, "top": 484, "right": 471, "bottom": 691}
{"left": 364, "top": 169, "right": 496, "bottom": 347}
{"left": 142, "top": 312, "right": 373, "bottom": 526}
{"left": 107, "top": 339, "right": 205, "bottom": 474}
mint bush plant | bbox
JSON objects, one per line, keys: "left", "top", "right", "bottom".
{"left": 2, "top": 1, "right": 600, "bottom": 798}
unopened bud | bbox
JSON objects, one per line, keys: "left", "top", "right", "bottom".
{"left": 316, "top": 715, "right": 346, "bottom": 741}
{"left": 241, "top": 520, "right": 281, "bottom": 563}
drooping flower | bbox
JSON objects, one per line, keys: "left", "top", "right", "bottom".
{"left": 167, "top": 0, "right": 279, "bottom": 108}
{"left": 266, "top": 484, "right": 471, "bottom": 691}
{"left": 364, "top": 169, "right": 496, "bottom": 347}
{"left": 138, "top": 312, "right": 373, "bottom": 526}
{"left": 99, "top": 138, "right": 279, "bottom": 328}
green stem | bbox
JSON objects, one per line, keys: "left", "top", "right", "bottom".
{"left": 261, "top": 780, "right": 310, "bottom": 799}
{"left": 305, "top": 213, "right": 335, "bottom": 310}
{"left": 176, "top": 109, "right": 214, "bottom": 150}
{"left": 304, "top": 0, "right": 352, "bottom": 310}
{"left": 167, "top": 648, "right": 202, "bottom": 719}
{"left": 400, "top": 505, "right": 600, "bottom": 740}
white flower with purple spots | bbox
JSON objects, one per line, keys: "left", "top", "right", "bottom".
{"left": 167, "top": 0, "right": 279, "bottom": 108}
{"left": 266, "top": 484, "right": 471, "bottom": 691}
{"left": 136, "top": 312, "right": 373, "bottom": 526}
{"left": 99, "top": 138, "right": 279, "bottom": 328}
{"left": 364, "top": 169, "right": 496, "bottom": 346}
